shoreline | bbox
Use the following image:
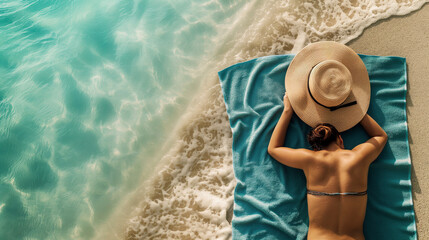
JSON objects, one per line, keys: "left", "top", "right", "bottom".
{"left": 348, "top": 3, "right": 429, "bottom": 238}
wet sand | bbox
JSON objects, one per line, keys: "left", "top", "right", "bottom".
{"left": 348, "top": 3, "right": 429, "bottom": 238}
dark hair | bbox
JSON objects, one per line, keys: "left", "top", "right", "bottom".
{"left": 307, "top": 123, "right": 340, "bottom": 151}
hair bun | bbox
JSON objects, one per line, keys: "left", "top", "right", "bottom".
{"left": 307, "top": 123, "right": 340, "bottom": 151}
{"left": 318, "top": 126, "right": 331, "bottom": 140}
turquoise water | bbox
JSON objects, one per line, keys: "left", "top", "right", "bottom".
{"left": 0, "top": 0, "right": 249, "bottom": 239}
{"left": 1, "top": 0, "right": 427, "bottom": 239}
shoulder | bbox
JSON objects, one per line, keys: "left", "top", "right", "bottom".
{"left": 351, "top": 136, "right": 388, "bottom": 165}
{"left": 268, "top": 147, "right": 317, "bottom": 170}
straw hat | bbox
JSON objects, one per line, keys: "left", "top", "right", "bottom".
{"left": 285, "top": 41, "right": 370, "bottom": 132}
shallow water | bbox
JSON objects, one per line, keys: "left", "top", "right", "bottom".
{"left": 0, "top": 0, "right": 427, "bottom": 239}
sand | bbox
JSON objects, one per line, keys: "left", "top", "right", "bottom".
{"left": 348, "top": 3, "right": 429, "bottom": 238}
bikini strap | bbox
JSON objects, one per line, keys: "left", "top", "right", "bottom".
{"left": 307, "top": 190, "right": 367, "bottom": 196}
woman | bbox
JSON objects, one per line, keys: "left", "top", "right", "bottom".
{"left": 267, "top": 94, "right": 388, "bottom": 240}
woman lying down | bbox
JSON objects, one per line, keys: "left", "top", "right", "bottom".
{"left": 268, "top": 42, "right": 387, "bottom": 240}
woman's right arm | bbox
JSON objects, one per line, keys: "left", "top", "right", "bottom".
{"left": 352, "top": 114, "right": 388, "bottom": 164}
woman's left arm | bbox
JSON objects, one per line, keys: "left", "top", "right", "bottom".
{"left": 267, "top": 93, "right": 314, "bottom": 170}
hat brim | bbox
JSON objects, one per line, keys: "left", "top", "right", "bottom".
{"left": 285, "top": 41, "right": 370, "bottom": 132}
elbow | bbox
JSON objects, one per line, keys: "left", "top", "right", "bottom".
{"left": 381, "top": 131, "right": 388, "bottom": 145}
{"left": 377, "top": 128, "right": 388, "bottom": 139}
{"left": 267, "top": 147, "right": 275, "bottom": 157}
{"left": 383, "top": 130, "right": 388, "bottom": 140}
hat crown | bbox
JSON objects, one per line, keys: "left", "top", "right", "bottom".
{"left": 308, "top": 60, "right": 352, "bottom": 107}
{"left": 285, "top": 41, "right": 370, "bottom": 132}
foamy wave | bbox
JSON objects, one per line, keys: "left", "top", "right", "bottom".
{"left": 216, "top": 0, "right": 428, "bottom": 66}
{"left": 127, "top": 84, "right": 235, "bottom": 239}
{"left": 126, "top": 0, "right": 427, "bottom": 239}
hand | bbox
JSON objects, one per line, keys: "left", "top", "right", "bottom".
{"left": 283, "top": 92, "right": 293, "bottom": 112}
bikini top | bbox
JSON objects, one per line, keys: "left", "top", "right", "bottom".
{"left": 307, "top": 189, "right": 367, "bottom": 196}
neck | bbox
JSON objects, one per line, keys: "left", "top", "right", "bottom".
{"left": 324, "top": 143, "right": 342, "bottom": 151}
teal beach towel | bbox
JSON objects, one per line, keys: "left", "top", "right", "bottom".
{"left": 218, "top": 54, "right": 417, "bottom": 239}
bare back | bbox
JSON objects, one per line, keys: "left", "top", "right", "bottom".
{"left": 268, "top": 110, "right": 387, "bottom": 240}
{"left": 303, "top": 150, "right": 370, "bottom": 240}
